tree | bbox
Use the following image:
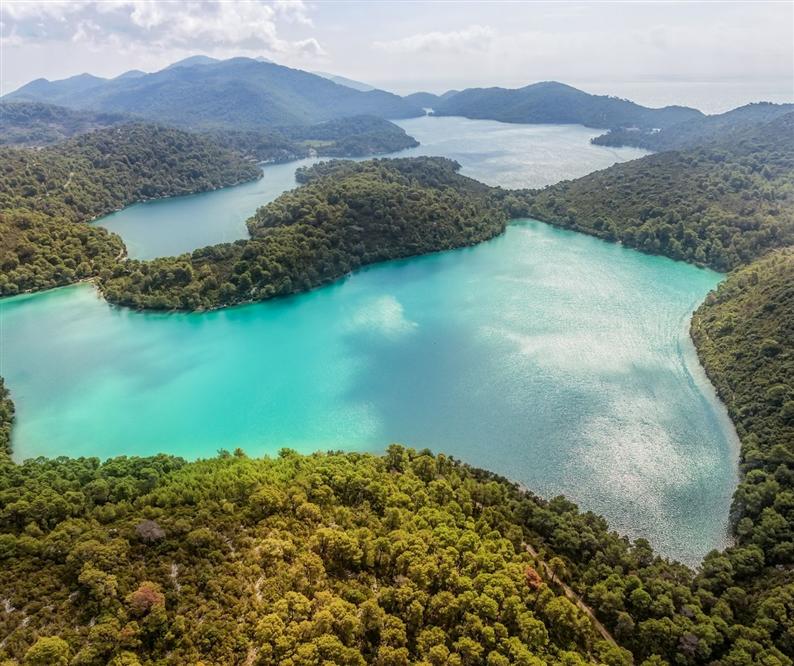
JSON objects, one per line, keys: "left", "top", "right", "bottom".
{"left": 24, "top": 636, "right": 70, "bottom": 666}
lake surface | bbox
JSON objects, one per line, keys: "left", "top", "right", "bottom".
{"left": 96, "top": 117, "right": 648, "bottom": 259}
{"left": 96, "top": 157, "right": 321, "bottom": 260}
{"left": 395, "top": 116, "right": 649, "bottom": 189}
{"left": 3, "top": 117, "right": 736, "bottom": 564}
{"left": 1, "top": 221, "right": 736, "bottom": 564}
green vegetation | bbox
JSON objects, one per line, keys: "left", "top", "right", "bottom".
{"left": 0, "top": 90, "right": 793, "bottom": 665}
{"left": 0, "top": 378, "right": 14, "bottom": 456}
{"left": 6, "top": 57, "right": 422, "bottom": 129}
{"left": 510, "top": 112, "right": 794, "bottom": 271}
{"left": 98, "top": 157, "right": 507, "bottom": 310}
{"left": 432, "top": 81, "right": 701, "bottom": 129}
{"left": 0, "top": 447, "right": 639, "bottom": 665}
{"left": 206, "top": 115, "right": 419, "bottom": 163}
{"left": 592, "top": 102, "right": 794, "bottom": 151}
{"left": 692, "top": 249, "right": 794, "bottom": 563}
{"left": 0, "top": 124, "right": 261, "bottom": 295}
{"left": 0, "top": 102, "right": 129, "bottom": 146}
{"left": 1, "top": 444, "right": 792, "bottom": 665}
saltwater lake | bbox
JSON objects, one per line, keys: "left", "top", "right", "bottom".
{"left": 1, "top": 118, "right": 737, "bottom": 564}
{"left": 96, "top": 116, "right": 648, "bottom": 259}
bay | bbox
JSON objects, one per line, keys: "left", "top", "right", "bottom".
{"left": 1, "top": 220, "right": 736, "bottom": 564}
{"left": 2, "top": 117, "right": 736, "bottom": 564}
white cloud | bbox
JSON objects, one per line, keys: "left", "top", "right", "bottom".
{"left": 374, "top": 25, "right": 495, "bottom": 54}
{"left": 1, "top": 1, "right": 325, "bottom": 62}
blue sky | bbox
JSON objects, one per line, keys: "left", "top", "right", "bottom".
{"left": 2, "top": 1, "right": 792, "bottom": 99}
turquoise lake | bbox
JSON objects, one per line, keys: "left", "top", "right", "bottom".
{"left": 0, "top": 118, "right": 737, "bottom": 565}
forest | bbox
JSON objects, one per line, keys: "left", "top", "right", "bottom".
{"left": 0, "top": 124, "right": 261, "bottom": 295}
{"left": 0, "top": 102, "right": 129, "bottom": 146}
{"left": 508, "top": 112, "right": 794, "bottom": 271}
{"left": 0, "top": 104, "right": 792, "bottom": 664}
{"left": 591, "top": 102, "right": 794, "bottom": 151}
{"left": 98, "top": 157, "right": 507, "bottom": 310}
{"left": 203, "top": 115, "right": 419, "bottom": 163}
{"left": 691, "top": 249, "right": 794, "bottom": 566}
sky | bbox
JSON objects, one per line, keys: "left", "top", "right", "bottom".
{"left": 1, "top": 0, "right": 793, "bottom": 110}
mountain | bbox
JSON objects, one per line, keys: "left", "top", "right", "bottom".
{"left": 432, "top": 80, "right": 703, "bottom": 129}
{"left": 115, "top": 69, "right": 147, "bottom": 80}
{"left": 11, "top": 72, "right": 108, "bottom": 104}
{"left": 164, "top": 55, "right": 220, "bottom": 69}
{"left": 0, "top": 101, "right": 130, "bottom": 146}
{"left": 593, "top": 101, "right": 794, "bottom": 150}
{"left": 313, "top": 71, "right": 375, "bottom": 92}
{"left": 5, "top": 57, "right": 423, "bottom": 130}
{"left": 404, "top": 90, "right": 460, "bottom": 109}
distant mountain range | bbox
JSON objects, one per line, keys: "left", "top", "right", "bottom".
{"left": 418, "top": 81, "right": 704, "bottom": 129}
{"left": 313, "top": 72, "right": 376, "bottom": 92}
{"left": 592, "top": 101, "right": 794, "bottom": 150}
{"left": 8, "top": 56, "right": 790, "bottom": 147}
{"left": 4, "top": 57, "right": 422, "bottom": 130}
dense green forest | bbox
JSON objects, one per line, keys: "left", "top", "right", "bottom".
{"left": 98, "top": 157, "right": 507, "bottom": 310}
{"left": 0, "top": 102, "right": 129, "bottom": 146}
{"left": 0, "top": 95, "right": 793, "bottom": 664}
{"left": 0, "top": 378, "right": 13, "bottom": 457}
{"left": 205, "top": 115, "right": 419, "bottom": 163}
{"left": 431, "top": 81, "right": 701, "bottom": 129}
{"left": 4, "top": 57, "right": 422, "bottom": 129}
{"left": 0, "top": 124, "right": 261, "bottom": 295}
{"left": 591, "top": 102, "right": 794, "bottom": 151}
{"left": 0, "top": 447, "right": 634, "bottom": 665}
{"left": 0, "top": 442, "right": 792, "bottom": 665}
{"left": 691, "top": 249, "right": 794, "bottom": 562}
{"left": 510, "top": 112, "right": 794, "bottom": 271}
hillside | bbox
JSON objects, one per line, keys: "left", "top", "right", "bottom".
{"left": 99, "top": 157, "right": 508, "bottom": 310}
{"left": 0, "top": 124, "right": 261, "bottom": 295}
{"left": 0, "top": 447, "right": 637, "bottom": 665}
{"left": 511, "top": 112, "right": 794, "bottom": 271}
{"left": 593, "top": 102, "right": 794, "bottom": 150}
{"left": 205, "top": 115, "right": 419, "bottom": 163}
{"left": 4, "top": 57, "right": 423, "bottom": 130}
{"left": 403, "top": 91, "right": 459, "bottom": 109}
{"left": 691, "top": 249, "right": 794, "bottom": 554}
{"left": 0, "top": 102, "right": 129, "bottom": 146}
{"left": 432, "top": 81, "right": 702, "bottom": 129}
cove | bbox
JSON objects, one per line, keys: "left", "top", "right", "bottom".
{"left": 1, "top": 220, "right": 737, "bottom": 565}
{"left": 95, "top": 117, "right": 648, "bottom": 260}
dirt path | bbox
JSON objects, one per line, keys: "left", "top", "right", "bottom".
{"left": 524, "top": 542, "right": 621, "bottom": 649}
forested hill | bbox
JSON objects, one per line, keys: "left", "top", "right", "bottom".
{"left": 592, "top": 102, "right": 794, "bottom": 151}
{"left": 0, "top": 104, "right": 419, "bottom": 166}
{"left": 0, "top": 124, "right": 261, "bottom": 296}
{"left": 0, "top": 101, "right": 129, "bottom": 146}
{"left": 430, "top": 81, "right": 702, "bottom": 129}
{"left": 510, "top": 111, "right": 794, "bottom": 271}
{"left": 691, "top": 249, "right": 794, "bottom": 555}
{"left": 203, "top": 115, "right": 419, "bottom": 163}
{"left": 4, "top": 57, "right": 423, "bottom": 130}
{"left": 99, "top": 157, "right": 508, "bottom": 310}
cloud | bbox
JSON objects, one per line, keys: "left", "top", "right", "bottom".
{"left": 1, "top": 1, "right": 325, "bottom": 62}
{"left": 374, "top": 25, "right": 495, "bottom": 55}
